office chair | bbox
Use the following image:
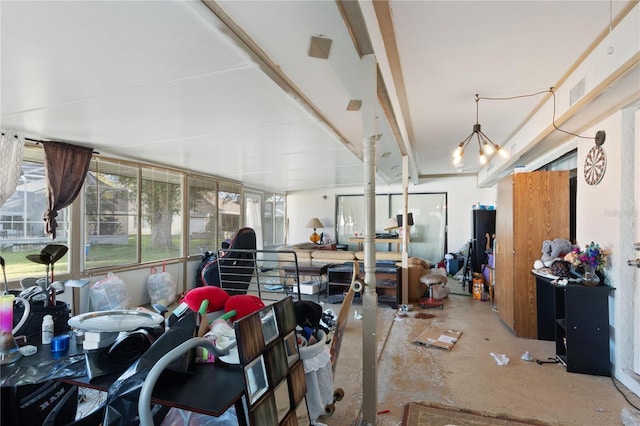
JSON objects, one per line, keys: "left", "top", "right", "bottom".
{"left": 199, "top": 227, "right": 257, "bottom": 295}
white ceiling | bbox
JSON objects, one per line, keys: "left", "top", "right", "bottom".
{"left": 0, "top": 0, "right": 633, "bottom": 193}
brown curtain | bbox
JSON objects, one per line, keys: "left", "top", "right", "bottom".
{"left": 43, "top": 141, "right": 93, "bottom": 239}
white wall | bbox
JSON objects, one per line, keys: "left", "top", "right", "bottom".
{"left": 286, "top": 175, "right": 497, "bottom": 260}
{"left": 75, "top": 262, "right": 188, "bottom": 310}
{"left": 526, "top": 103, "right": 639, "bottom": 395}
{"left": 593, "top": 105, "right": 640, "bottom": 397}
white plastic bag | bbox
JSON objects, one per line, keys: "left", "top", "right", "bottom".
{"left": 89, "top": 272, "right": 130, "bottom": 311}
{"left": 147, "top": 263, "right": 177, "bottom": 306}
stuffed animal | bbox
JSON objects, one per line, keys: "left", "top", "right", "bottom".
{"left": 550, "top": 238, "right": 572, "bottom": 258}
{"left": 541, "top": 240, "right": 554, "bottom": 265}
{"left": 540, "top": 238, "right": 573, "bottom": 267}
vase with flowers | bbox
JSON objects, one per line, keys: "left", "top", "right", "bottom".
{"left": 564, "top": 242, "right": 607, "bottom": 286}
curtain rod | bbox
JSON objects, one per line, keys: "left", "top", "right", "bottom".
{"left": 2, "top": 132, "right": 100, "bottom": 155}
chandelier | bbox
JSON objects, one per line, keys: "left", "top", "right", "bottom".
{"left": 452, "top": 94, "right": 508, "bottom": 165}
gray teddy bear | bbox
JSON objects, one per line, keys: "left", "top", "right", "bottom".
{"left": 540, "top": 238, "right": 573, "bottom": 267}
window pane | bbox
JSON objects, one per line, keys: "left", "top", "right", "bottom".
{"left": 218, "top": 182, "right": 241, "bottom": 245}
{"left": 188, "top": 176, "right": 217, "bottom": 255}
{"left": 140, "top": 167, "right": 182, "bottom": 262}
{"left": 264, "top": 193, "right": 285, "bottom": 247}
{"left": 245, "top": 192, "right": 263, "bottom": 249}
{"left": 0, "top": 146, "right": 69, "bottom": 281}
{"left": 390, "top": 193, "right": 447, "bottom": 264}
{"left": 84, "top": 159, "right": 138, "bottom": 269}
{"left": 274, "top": 194, "right": 285, "bottom": 246}
{"left": 336, "top": 194, "right": 388, "bottom": 250}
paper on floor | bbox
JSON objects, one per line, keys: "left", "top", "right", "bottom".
{"left": 413, "top": 327, "right": 462, "bottom": 351}
{"left": 490, "top": 352, "right": 510, "bottom": 365}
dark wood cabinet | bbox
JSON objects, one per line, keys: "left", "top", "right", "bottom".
{"left": 471, "top": 209, "right": 496, "bottom": 274}
{"left": 328, "top": 262, "right": 401, "bottom": 308}
{"left": 535, "top": 275, "right": 614, "bottom": 376}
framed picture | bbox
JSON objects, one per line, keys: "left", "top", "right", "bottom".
{"left": 265, "top": 340, "right": 288, "bottom": 385}
{"left": 283, "top": 330, "right": 299, "bottom": 366}
{"left": 249, "top": 389, "right": 278, "bottom": 425}
{"left": 273, "top": 297, "right": 296, "bottom": 336}
{"left": 244, "top": 355, "right": 269, "bottom": 405}
{"left": 260, "top": 306, "right": 279, "bottom": 346}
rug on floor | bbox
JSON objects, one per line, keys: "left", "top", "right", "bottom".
{"left": 402, "top": 402, "right": 556, "bottom": 426}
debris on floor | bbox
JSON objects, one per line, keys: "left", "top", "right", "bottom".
{"left": 415, "top": 312, "right": 436, "bottom": 319}
{"left": 521, "top": 351, "right": 533, "bottom": 362}
{"left": 414, "top": 327, "right": 462, "bottom": 351}
{"left": 490, "top": 352, "right": 510, "bottom": 366}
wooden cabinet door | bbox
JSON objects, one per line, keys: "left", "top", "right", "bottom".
{"left": 495, "top": 175, "right": 515, "bottom": 331}
{"left": 512, "top": 171, "right": 569, "bottom": 338}
{"left": 495, "top": 171, "right": 569, "bottom": 337}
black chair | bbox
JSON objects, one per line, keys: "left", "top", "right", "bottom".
{"left": 199, "top": 227, "right": 257, "bottom": 295}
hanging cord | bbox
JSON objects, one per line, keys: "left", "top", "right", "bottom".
{"left": 477, "top": 88, "right": 599, "bottom": 141}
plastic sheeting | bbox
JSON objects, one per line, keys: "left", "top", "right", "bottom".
{"left": 0, "top": 354, "right": 86, "bottom": 387}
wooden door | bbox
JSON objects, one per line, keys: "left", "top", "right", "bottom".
{"left": 495, "top": 175, "right": 515, "bottom": 331}
{"left": 512, "top": 171, "right": 569, "bottom": 338}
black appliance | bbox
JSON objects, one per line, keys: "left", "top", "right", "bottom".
{"left": 471, "top": 209, "right": 496, "bottom": 273}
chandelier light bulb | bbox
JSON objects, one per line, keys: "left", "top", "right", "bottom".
{"left": 497, "top": 146, "right": 509, "bottom": 158}
{"left": 453, "top": 155, "right": 462, "bottom": 165}
{"left": 483, "top": 141, "right": 494, "bottom": 155}
{"left": 479, "top": 149, "right": 487, "bottom": 165}
{"left": 453, "top": 144, "right": 464, "bottom": 158}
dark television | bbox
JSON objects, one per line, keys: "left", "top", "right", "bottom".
{"left": 396, "top": 213, "right": 414, "bottom": 227}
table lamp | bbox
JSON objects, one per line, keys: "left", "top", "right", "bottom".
{"left": 384, "top": 217, "right": 399, "bottom": 237}
{"left": 306, "top": 218, "right": 324, "bottom": 243}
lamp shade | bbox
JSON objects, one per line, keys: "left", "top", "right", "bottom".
{"left": 306, "top": 218, "right": 324, "bottom": 229}
{"left": 384, "top": 217, "right": 398, "bottom": 231}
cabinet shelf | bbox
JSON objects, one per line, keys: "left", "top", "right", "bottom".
{"left": 328, "top": 263, "right": 401, "bottom": 309}
{"left": 536, "top": 274, "right": 614, "bottom": 376}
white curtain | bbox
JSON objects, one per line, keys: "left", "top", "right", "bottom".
{"left": 0, "top": 130, "right": 25, "bottom": 207}
{"left": 246, "top": 197, "right": 264, "bottom": 250}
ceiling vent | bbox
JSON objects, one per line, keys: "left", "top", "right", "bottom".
{"left": 308, "top": 36, "right": 332, "bottom": 59}
{"left": 569, "top": 78, "right": 585, "bottom": 106}
{"left": 346, "top": 100, "right": 362, "bottom": 111}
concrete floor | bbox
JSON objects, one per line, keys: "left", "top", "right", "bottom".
{"left": 316, "top": 287, "right": 640, "bottom": 426}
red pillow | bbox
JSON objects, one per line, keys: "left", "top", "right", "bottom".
{"left": 182, "top": 286, "right": 230, "bottom": 313}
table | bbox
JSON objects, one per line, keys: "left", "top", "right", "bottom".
{"left": 348, "top": 237, "right": 403, "bottom": 252}
{"left": 282, "top": 262, "right": 330, "bottom": 301}
{"left": 64, "top": 362, "right": 246, "bottom": 419}
{"left": 0, "top": 335, "right": 247, "bottom": 424}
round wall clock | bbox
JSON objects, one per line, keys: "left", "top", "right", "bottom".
{"left": 584, "top": 142, "right": 606, "bottom": 185}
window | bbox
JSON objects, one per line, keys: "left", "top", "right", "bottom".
{"left": 336, "top": 192, "right": 447, "bottom": 263}
{"left": 83, "top": 159, "right": 138, "bottom": 269}
{"left": 264, "top": 193, "right": 285, "bottom": 247}
{"left": 245, "top": 191, "right": 264, "bottom": 250}
{"left": 2, "top": 144, "right": 257, "bottom": 280}
{"left": 218, "top": 181, "right": 242, "bottom": 245}
{"left": 140, "top": 167, "right": 183, "bottom": 263}
{"left": 188, "top": 176, "right": 218, "bottom": 256}
{"left": 0, "top": 146, "right": 69, "bottom": 281}
{"left": 83, "top": 160, "right": 183, "bottom": 268}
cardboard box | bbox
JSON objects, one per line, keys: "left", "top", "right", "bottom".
{"left": 414, "top": 327, "right": 463, "bottom": 351}
{"left": 299, "top": 280, "right": 327, "bottom": 295}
